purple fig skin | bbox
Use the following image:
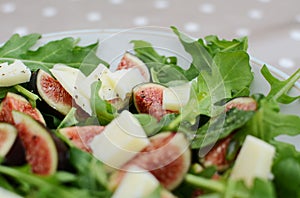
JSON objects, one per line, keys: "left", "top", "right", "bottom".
{"left": 3, "top": 137, "right": 26, "bottom": 166}
{"left": 51, "top": 132, "right": 70, "bottom": 171}
{"left": 0, "top": 122, "right": 26, "bottom": 166}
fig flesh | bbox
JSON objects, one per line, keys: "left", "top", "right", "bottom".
{"left": 0, "top": 92, "right": 45, "bottom": 125}
{"left": 110, "top": 132, "right": 191, "bottom": 191}
{"left": 12, "top": 111, "right": 62, "bottom": 175}
{"left": 133, "top": 83, "right": 177, "bottom": 121}
{"left": 59, "top": 125, "right": 104, "bottom": 152}
{"left": 203, "top": 134, "right": 233, "bottom": 170}
{"left": 0, "top": 123, "right": 19, "bottom": 158}
{"left": 117, "top": 52, "right": 150, "bottom": 82}
{"left": 30, "top": 69, "right": 73, "bottom": 116}
{"left": 225, "top": 97, "right": 257, "bottom": 112}
{"left": 0, "top": 123, "right": 26, "bottom": 166}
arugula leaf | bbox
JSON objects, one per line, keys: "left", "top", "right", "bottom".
{"left": 130, "top": 40, "right": 167, "bottom": 66}
{"left": 249, "top": 179, "right": 276, "bottom": 198}
{"left": 239, "top": 99, "right": 300, "bottom": 142}
{"left": 0, "top": 34, "right": 108, "bottom": 75}
{"left": 0, "top": 147, "right": 112, "bottom": 198}
{"left": 0, "top": 34, "right": 41, "bottom": 59}
{"left": 172, "top": 27, "right": 253, "bottom": 116}
{"left": 262, "top": 65, "right": 300, "bottom": 103}
{"left": 143, "top": 186, "right": 162, "bottom": 198}
{"left": 90, "top": 81, "right": 117, "bottom": 125}
{"left": 13, "top": 84, "right": 40, "bottom": 107}
{"left": 0, "top": 87, "right": 16, "bottom": 100}
{"left": 204, "top": 35, "right": 248, "bottom": 56}
{"left": 0, "top": 165, "right": 89, "bottom": 198}
{"left": 68, "top": 148, "right": 109, "bottom": 193}
{"left": 271, "top": 141, "right": 300, "bottom": 198}
{"left": 185, "top": 174, "right": 276, "bottom": 198}
{"left": 191, "top": 108, "right": 255, "bottom": 149}
{"left": 150, "top": 65, "right": 187, "bottom": 84}
{"left": 56, "top": 107, "right": 78, "bottom": 129}
{"left": 131, "top": 40, "right": 187, "bottom": 84}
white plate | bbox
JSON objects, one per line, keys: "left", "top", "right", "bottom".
{"left": 38, "top": 27, "right": 300, "bottom": 149}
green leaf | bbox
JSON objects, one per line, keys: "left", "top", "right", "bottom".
{"left": 13, "top": 85, "right": 40, "bottom": 107}
{"left": 250, "top": 179, "right": 276, "bottom": 198}
{"left": 68, "top": 147, "right": 109, "bottom": 191}
{"left": 185, "top": 173, "right": 276, "bottom": 198}
{"left": 0, "top": 34, "right": 41, "bottom": 59}
{"left": 262, "top": 65, "right": 300, "bottom": 103}
{"left": 90, "top": 81, "right": 117, "bottom": 125}
{"left": 57, "top": 107, "right": 78, "bottom": 129}
{"left": 195, "top": 51, "right": 253, "bottom": 116}
{"left": 0, "top": 33, "right": 108, "bottom": 75}
{"left": 271, "top": 141, "right": 300, "bottom": 198}
{"left": 191, "top": 108, "right": 255, "bottom": 149}
{"left": 204, "top": 35, "right": 248, "bottom": 56}
{"left": 143, "top": 186, "right": 162, "bottom": 198}
{"left": 0, "top": 165, "right": 82, "bottom": 198}
{"left": 0, "top": 86, "right": 16, "bottom": 99}
{"left": 134, "top": 113, "right": 161, "bottom": 136}
{"left": 240, "top": 99, "right": 300, "bottom": 142}
{"left": 172, "top": 26, "right": 253, "bottom": 116}
{"left": 150, "top": 65, "right": 187, "bottom": 84}
{"left": 130, "top": 40, "right": 166, "bottom": 66}
{"left": 172, "top": 26, "right": 213, "bottom": 74}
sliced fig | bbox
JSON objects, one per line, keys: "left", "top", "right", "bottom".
{"left": 0, "top": 123, "right": 18, "bottom": 157}
{"left": 2, "top": 135, "right": 26, "bottom": 166}
{"left": 202, "top": 134, "right": 233, "bottom": 170}
{"left": 117, "top": 52, "right": 150, "bottom": 82}
{"left": 225, "top": 97, "right": 257, "bottom": 112}
{"left": 30, "top": 69, "right": 72, "bottom": 116}
{"left": 110, "top": 132, "right": 191, "bottom": 191}
{"left": 0, "top": 92, "right": 45, "bottom": 125}
{"left": 59, "top": 125, "right": 104, "bottom": 152}
{"left": 12, "top": 111, "right": 62, "bottom": 175}
{"left": 0, "top": 123, "right": 26, "bottom": 166}
{"left": 133, "top": 83, "right": 177, "bottom": 121}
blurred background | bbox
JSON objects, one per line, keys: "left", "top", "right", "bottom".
{"left": 1, "top": 0, "right": 299, "bottom": 76}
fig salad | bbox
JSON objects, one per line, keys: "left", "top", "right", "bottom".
{"left": 0, "top": 26, "right": 300, "bottom": 198}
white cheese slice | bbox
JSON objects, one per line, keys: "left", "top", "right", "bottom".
{"left": 162, "top": 82, "right": 191, "bottom": 111}
{"left": 77, "top": 63, "right": 109, "bottom": 99}
{"left": 230, "top": 135, "right": 276, "bottom": 187}
{"left": 0, "top": 60, "right": 31, "bottom": 87}
{"left": 97, "top": 68, "right": 146, "bottom": 101}
{"left": 97, "top": 69, "right": 118, "bottom": 101}
{"left": 50, "top": 64, "right": 92, "bottom": 114}
{"left": 112, "top": 68, "right": 146, "bottom": 100}
{"left": 111, "top": 166, "right": 159, "bottom": 198}
{"left": 89, "top": 110, "right": 150, "bottom": 169}
{"left": 49, "top": 64, "right": 85, "bottom": 97}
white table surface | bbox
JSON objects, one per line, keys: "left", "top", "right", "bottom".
{"left": 0, "top": 0, "right": 300, "bottom": 76}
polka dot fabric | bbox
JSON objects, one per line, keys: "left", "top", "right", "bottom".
{"left": 0, "top": 0, "right": 299, "bottom": 76}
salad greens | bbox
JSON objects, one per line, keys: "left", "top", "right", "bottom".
{"left": 0, "top": 27, "right": 300, "bottom": 198}
{"left": 0, "top": 33, "right": 108, "bottom": 75}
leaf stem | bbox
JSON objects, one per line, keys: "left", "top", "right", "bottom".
{"left": 13, "top": 85, "right": 40, "bottom": 107}
{"left": 185, "top": 174, "right": 225, "bottom": 193}
{"left": 273, "top": 68, "right": 300, "bottom": 101}
{"left": 0, "top": 165, "right": 76, "bottom": 198}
